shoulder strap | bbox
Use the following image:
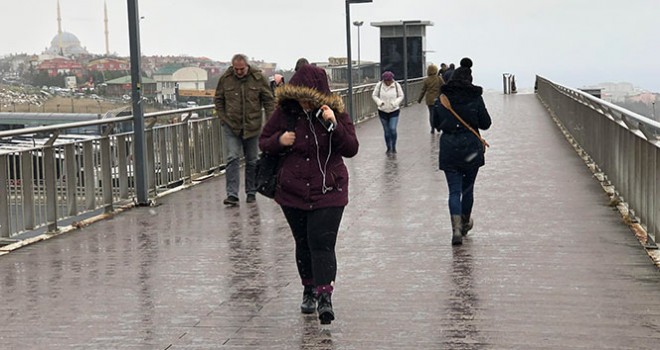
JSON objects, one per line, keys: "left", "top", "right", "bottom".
{"left": 376, "top": 82, "right": 382, "bottom": 98}
{"left": 439, "top": 94, "right": 490, "bottom": 151}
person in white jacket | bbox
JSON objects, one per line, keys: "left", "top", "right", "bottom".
{"left": 372, "top": 71, "right": 405, "bottom": 154}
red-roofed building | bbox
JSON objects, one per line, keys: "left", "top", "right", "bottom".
{"left": 37, "top": 58, "right": 83, "bottom": 77}
{"left": 87, "top": 58, "right": 129, "bottom": 72}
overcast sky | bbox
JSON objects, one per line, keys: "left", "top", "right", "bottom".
{"left": 1, "top": 0, "right": 658, "bottom": 92}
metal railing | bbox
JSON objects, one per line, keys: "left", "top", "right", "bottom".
{"left": 0, "top": 79, "right": 423, "bottom": 239}
{"left": 536, "top": 76, "right": 660, "bottom": 244}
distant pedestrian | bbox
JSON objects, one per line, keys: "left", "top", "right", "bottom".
{"left": 439, "top": 63, "right": 448, "bottom": 76}
{"left": 433, "top": 57, "right": 492, "bottom": 245}
{"left": 259, "top": 64, "right": 359, "bottom": 325}
{"left": 417, "top": 64, "right": 445, "bottom": 134}
{"left": 372, "top": 71, "right": 404, "bottom": 154}
{"left": 442, "top": 63, "right": 455, "bottom": 82}
{"left": 270, "top": 73, "right": 285, "bottom": 92}
{"left": 214, "top": 53, "right": 275, "bottom": 206}
{"left": 295, "top": 57, "right": 310, "bottom": 72}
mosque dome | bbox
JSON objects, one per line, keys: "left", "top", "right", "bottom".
{"left": 46, "top": 31, "right": 88, "bottom": 56}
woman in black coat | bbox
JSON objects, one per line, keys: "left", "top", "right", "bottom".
{"left": 433, "top": 57, "right": 492, "bottom": 245}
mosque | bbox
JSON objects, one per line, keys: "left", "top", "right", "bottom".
{"left": 44, "top": 0, "right": 110, "bottom": 57}
{"left": 45, "top": 31, "right": 88, "bottom": 57}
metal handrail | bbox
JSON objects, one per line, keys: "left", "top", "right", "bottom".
{"left": 539, "top": 76, "right": 660, "bottom": 133}
{"left": 0, "top": 80, "right": 424, "bottom": 239}
{"left": 0, "top": 105, "right": 211, "bottom": 140}
{"left": 536, "top": 75, "right": 659, "bottom": 245}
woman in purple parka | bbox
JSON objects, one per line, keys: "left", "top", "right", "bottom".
{"left": 259, "top": 64, "right": 359, "bottom": 325}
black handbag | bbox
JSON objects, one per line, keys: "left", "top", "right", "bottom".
{"left": 255, "top": 152, "right": 281, "bottom": 198}
{"left": 256, "top": 113, "right": 295, "bottom": 199}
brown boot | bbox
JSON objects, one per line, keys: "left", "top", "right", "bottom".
{"left": 451, "top": 215, "right": 463, "bottom": 245}
{"left": 461, "top": 214, "right": 473, "bottom": 236}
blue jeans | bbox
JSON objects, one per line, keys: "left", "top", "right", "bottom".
{"left": 378, "top": 110, "right": 400, "bottom": 151}
{"left": 443, "top": 168, "right": 479, "bottom": 216}
{"left": 222, "top": 125, "right": 259, "bottom": 198}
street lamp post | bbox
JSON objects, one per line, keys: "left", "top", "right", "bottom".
{"left": 345, "top": 0, "right": 372, "bottom": 122}
{"left": 353, "top": 20, "right": 364, "bottom": 84}
{"left": 127, "top": 0, "right": 149, "bottom": 205}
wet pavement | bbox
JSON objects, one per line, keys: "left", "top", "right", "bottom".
{"left": 0, "top": 93, "right": 659, "bottom": 349}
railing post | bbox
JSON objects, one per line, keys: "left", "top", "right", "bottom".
{"left": 204, "top": 123, "right": 212, "bottom": 171}
{"left": 21, "top": 152, "right": 35, "bottom": 231}
{"left": 193, "top": 124, "right": 202, "bottom": 175}
{"left": 158, "top": 128, "right": 168, "bottom": 188}
{"left": 0, "top": 154, "right": 9, "bottom": 238}
{"left": 182, "top": 121, "right": 192, "bottom": 183}
{"left": 83, "top": 141, "right": 95, "bottom": 211}
{"left": 43, "top": 146, "right": 58, "bottom": 232}
{"left": 171, "top": 126, "right": 180, "bottom": 181}
{"left": 117, "top": 135, "right": 129, "bottom": 199}
{"left": 211, "top": 119, "right": 222, "bottom": 170}
{"left": 145, "top": 128, "right": 156, "bottom": 194}
{"left": 64, "top": 144, "right": 77, "bottom": 216}
{"left": 650, "top": 144, "right": 657, "bottom": 239}
{"left": 100, "top": 137, "right": 113, "bottom": 213}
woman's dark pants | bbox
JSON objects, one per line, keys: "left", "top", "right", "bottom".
{"left": 281, "top": 206, "right": 345, "bottom": 288}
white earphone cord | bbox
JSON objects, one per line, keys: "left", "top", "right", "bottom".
{"left": 306, "top": 111, "right": 333, "bottom": 194}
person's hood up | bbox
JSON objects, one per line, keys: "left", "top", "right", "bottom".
{"left": 275, "top": 64, "right": 344, "bottom": 113}
{"left": 427, "top": 64, "right": 438, "bottom": 76}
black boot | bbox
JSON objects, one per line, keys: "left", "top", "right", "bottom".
{"left": 317, "top": 292, "right": 335, "bottom": 325}
{"left": 300, "top": 285, "right": 317, "bottom": 314}
{"left": 451, "top": 215, "right": 463, "bottom": 245}
{"left": 461, "top": 214, "right": 473, "bottom": 236}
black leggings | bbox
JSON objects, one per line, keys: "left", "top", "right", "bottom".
{"left": 281, "top": 206, "right": 345, "bottom": 288}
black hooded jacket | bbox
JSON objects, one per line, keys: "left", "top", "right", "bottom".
{"left": 434, "top": 80, "right": 492, "bottom": 170}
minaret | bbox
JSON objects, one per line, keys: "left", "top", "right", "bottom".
{"left": 104, "top": 1, "right": 110, "bottom": 55}
{"left": 57, "top": 0, "right": 63, "bottom": 54}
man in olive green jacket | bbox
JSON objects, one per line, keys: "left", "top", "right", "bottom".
{"left": 214, "top": 53, "right": 275, "bottom": 206}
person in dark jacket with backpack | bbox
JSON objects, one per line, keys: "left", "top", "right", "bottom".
{"left": 259, "top": 64, "right": 359, "bottom": 325}
{"left": 434, "top": 57, "right": 492, "bottom": 245}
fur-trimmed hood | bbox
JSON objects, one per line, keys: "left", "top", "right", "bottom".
{"left": 274, "top": 64, "right": 344, "bottom": 114}
{"left": 275, "top": 84, "right": 345, "bottom": 114}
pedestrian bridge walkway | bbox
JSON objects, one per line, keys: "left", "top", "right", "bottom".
{"left": 1, "top": 93, "right": 659, "bottom": 349}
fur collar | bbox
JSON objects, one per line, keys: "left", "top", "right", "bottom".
{"left": 275, "top": 84, "right": 345, "bottom": 113}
